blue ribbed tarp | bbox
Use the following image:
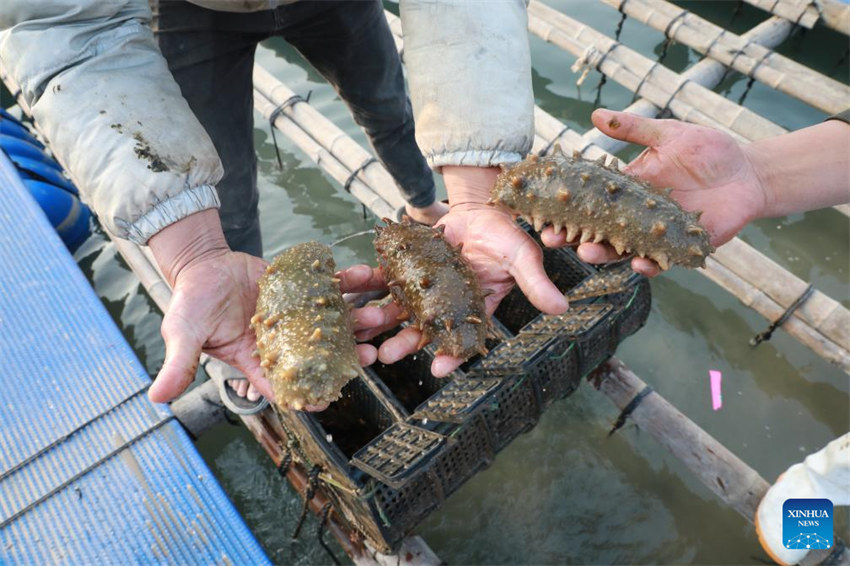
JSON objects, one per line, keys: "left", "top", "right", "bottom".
{"left": 0, "top": 151, "right": 270, "bottom": 565}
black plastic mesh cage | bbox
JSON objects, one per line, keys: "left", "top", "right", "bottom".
{"left": 271, "top": 224, "right": 652, "bottom": 553}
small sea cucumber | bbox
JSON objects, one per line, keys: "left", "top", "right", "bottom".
{"left": 374, "top": 217, "right": 489, "bottom": 360}
{"left": 490, "top": 146, "right": 713, "bottom": 269}
{"left": 252, "top": 242, "right": 360, "bottom": 411}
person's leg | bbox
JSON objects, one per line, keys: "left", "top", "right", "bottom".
{"left": 276, "top": 1, "right": 444, "bottom": 224}
{"left": 152, "top": 0, "right": 271, "bottom": 256}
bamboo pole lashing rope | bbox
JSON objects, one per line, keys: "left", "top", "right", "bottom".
{"left": 527, "top": 1, "right": 787, "bottom": 142}
{"left": 603, "top": 0, "right": 850, "bottom": 115}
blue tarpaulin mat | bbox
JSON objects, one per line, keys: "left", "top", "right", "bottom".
{"left": 0, "top": 150, "right": 270, "bottom": 564}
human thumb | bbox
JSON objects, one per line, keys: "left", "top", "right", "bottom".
{"left": 148, "top": 316, "right": 203, "bottom": 403}
{"left": 592, "top": 108, "right": 675, "bottom": 149}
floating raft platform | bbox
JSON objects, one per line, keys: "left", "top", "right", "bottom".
{"left": 0, "top": 151, "right": 269, "bottom": 564}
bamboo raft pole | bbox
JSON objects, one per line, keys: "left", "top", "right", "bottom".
{"left": 601, "top": 0, "right": 850, "bottom": 115}
{"left": 591, "top": 359, "right": 847, "bottom": 566}
{"left": 528, "top": 0, "right": 849, "bottom": 216}
{"left": 253, "top": 66, "right": 403, "bottom": 220}
{"left": 527, "top": 0, "right": 786, "bottom": 143}
{"left": 384, "top": 11, "right": 850, "bottom": 371}
{"left": 743, "top": 0, "right": 850, "bottom": 35}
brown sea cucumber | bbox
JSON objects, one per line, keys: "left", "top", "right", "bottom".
{"left": 252, "top": 242, "right": 360, "bottom": 410}
{"left": 374, "top": 217, "right": 489, "bottom": 360}
{"left": 490, "top": 146, "right": 713, "bottom": 270}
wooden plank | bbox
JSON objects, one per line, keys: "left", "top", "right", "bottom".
{"left": 601, "top": 0, "right": 850, "bottom": 115}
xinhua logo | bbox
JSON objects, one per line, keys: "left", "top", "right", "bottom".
{"left": 783, "top": 499, "right": 833, "bottom": 550}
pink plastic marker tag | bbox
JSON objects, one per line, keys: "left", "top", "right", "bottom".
{"left": 709, "top": 370, "right": 723, "bottom": 411}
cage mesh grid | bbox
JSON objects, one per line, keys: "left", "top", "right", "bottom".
{"left": 351, "top": 423, "right": 445, "bottom": 488}
{"left": 271, "top": 228, "right": 651, "bottom": 553}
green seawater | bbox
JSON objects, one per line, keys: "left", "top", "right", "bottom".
{"left": 22, "top": 0, "right": 850, "bottom": 564}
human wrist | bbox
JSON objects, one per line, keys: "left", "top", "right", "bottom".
{"left": 148, "top": 209, "right": 229, "bottom": 286}
{"left": 740, "top": 142, "right": 775, "bottom": 222}
{"left": 442, "top": 166, "right": 501, "bottom": 207}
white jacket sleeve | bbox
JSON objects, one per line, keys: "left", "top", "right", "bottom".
{"left": 400, "top": 0, "right": 534, "bottom": 171}
{"left": 0, "top": 0, "right": 223, "bottom": 244}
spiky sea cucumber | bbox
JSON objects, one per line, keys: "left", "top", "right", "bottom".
{"left": 252, "top": 242, "right": 360, "bottom": 411}
{"left": 374, "top": 217, "right": 489, "bottom": 360}
{"left": 490, "top": 146, "right": 714, "bottom": 270}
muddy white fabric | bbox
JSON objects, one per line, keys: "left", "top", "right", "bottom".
{"left": 401, "top": 0, "right": 534, "bottom": 172}
{"left": 756, "top": 433, "right": 850, "bottom": 565}
{"left": 0, "top": 0, "right": 533, "bottom": 243}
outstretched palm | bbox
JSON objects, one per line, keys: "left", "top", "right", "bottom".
{"left": 149, "top": 251, "right": 271, "bottom": 403}
{"left": 543, "top": 109, "right": 768, "bottom": 275}
{"left": 368, "top": 204, "right": 568, "bottom": 376}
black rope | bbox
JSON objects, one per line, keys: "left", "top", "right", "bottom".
{"left": 750, "top": 284, "right": 814, "bottom": 347}
{"left": 269, "top": 90, "right": 312, "bottom": 169}
{"left": 593, "top": 74, "right": 608, "bottom": 108}
{"left": 657, "top": 10, "right": 688, "bottom": 65}
{"left": 343, "top": 156, "right": 377, "bottom": 193}
{"left": 630, "top": 61, "right": 660, "bottom": 104}
{"left": 737, "top": 50, "right": 772, "bottom": 106}
{"left": 614, "top": 9, "right": 628, "bottom": 42}
{"left": 291, "top": 465, "right": 321, "bottom": 540}
{"left": 592, "top": 43, "right": 620, "bottom": 108}
{"left": 277, "top": 450, "right": 292, "bottom": 478}
{"left": 704, "top": 29, "right": 727, "bottom": 60}
{"left": 714, "top": 37, "right": 754, "bottom": 94}
{"left": 660, "top": 78, "right": 691, "bottom": 116}
{"left": 317, "top": 502, "right": 341, "bottom": 565}
{"left": 538, "top": 126, "right": 570, "bottom": 157}
{"left": 727, "top": 0, "right": 744, "bottom": 29}
{"left": 828, "top": 45, "right": 850, "bottom": 79}
{"left": 608, "top": 386, "right": 654, "bottom": 437}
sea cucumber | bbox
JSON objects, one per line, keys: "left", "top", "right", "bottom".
{"left": 374, "top": 217, "right": 489, "bottom": 360}
{"left": 490, "top": 146, "right": 714, "bottom": 269}
{"left": 252, "top": 241, "right": 360, "bottom": 411}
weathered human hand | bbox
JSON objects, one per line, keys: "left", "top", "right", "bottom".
{"left": 148, "top": 248, "right": 272, "bottom": 403}
{"left": 147, "top": 210, "right": 380, "bottom": 406}
{"left": 541, "top": 108, "right": 768, "bottom": 276}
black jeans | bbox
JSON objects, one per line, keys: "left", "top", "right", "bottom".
{"left": 152, "top": 0, "right": 435, "bottom": 256}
